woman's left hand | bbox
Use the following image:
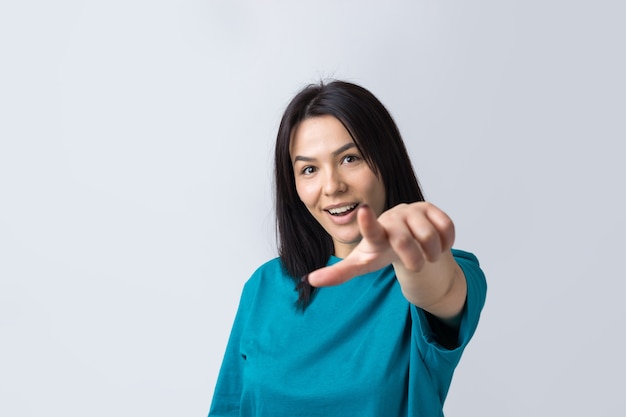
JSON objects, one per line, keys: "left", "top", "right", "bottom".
{"left": 307, "top": 202, "right": 455, "bottom": 286}
{"left": 307, "top": 202, "right": 466, "bottom": 323}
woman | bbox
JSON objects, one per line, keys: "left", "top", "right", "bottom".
{"left": 208, "top": 80, "right": 487, "bottom": 416}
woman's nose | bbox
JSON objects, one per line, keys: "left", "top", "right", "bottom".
{"left": 323, "top": 169, "right": 347, "bottom": 195}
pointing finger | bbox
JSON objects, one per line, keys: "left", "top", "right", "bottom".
{"left": 357, "top": 204, "right": 387, "bottom": 244}
{"left": 307, "top": 205, "right": 390, "bottom": 287}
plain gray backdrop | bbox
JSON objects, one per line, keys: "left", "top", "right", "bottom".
{"left": 1, "top": 0, "right": 624, "bottom": 415}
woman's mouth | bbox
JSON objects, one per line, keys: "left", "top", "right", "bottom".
{"left": 326, "top": 203, "right": 358, "bottom": 216}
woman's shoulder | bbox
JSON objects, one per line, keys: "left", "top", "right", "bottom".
{"left": 451, "top": 248, "right": 486, "bottom": 290}
{"left": 451, "top": 248, "right": 480, "bottom": 265}
{"left": 249, "top": 257, "right": 287, "bottom": 279}
{"left": 241, "top": 257, "right": 293, "bottom": 296}
{"left": 450, "top": 247, "right": 487, "bottom": 326}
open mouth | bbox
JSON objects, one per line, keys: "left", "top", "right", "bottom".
{"left": 326, "top": 203, "right": 358, "bottom": 216}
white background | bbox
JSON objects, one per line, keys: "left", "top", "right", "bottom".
{"left": 1, "top": 1, "right": 624, "bottom": 415}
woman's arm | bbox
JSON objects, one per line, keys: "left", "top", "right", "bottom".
{"left": 307, "top": 202, "right": 467, "bottom": 327}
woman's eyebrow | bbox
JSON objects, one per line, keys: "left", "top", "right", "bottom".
{"left": 293, "top": 143, "right": 356, "bottom": 163}
{"left": 332, "top": 143, "right": 356, "bottom": 157}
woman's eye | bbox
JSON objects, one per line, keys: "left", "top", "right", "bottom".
{"left": 302, "top": 166, "right": 316, "bottom": 175}
{"left": 342, "top": 155, "right": 359, "bottom": 164}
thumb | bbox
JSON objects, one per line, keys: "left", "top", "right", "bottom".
{"left": 306, "top": 205, "right": 386, "bottom": 287}
{"left": 306, "top": 258, "right": 369, "bottom": 287}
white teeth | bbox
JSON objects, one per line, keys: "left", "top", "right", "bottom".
{"left": 328, "top": 204, "right": 357, "bottom": 215}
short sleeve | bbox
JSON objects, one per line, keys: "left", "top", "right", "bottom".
{"left": 409, "top": 249, "right": 487, "bottom": 400}
{"left": 208, "top": 278, "right": 259, "bottom": 416}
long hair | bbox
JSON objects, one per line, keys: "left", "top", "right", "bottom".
{"left": 274, "top": 80, "right": 425, "bottom": 307}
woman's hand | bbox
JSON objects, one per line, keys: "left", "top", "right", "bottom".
{"left": 307, "top": 202, "right": 467, "bottom": 324}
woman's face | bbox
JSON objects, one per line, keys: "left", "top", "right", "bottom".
{"left": 290, "top": 115, "right": 386, "bottom": 258}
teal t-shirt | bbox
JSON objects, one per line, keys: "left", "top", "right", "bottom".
{"left": 209, "top": 249, "right": 486, "bottom": 417}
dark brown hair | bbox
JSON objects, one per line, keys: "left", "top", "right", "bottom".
{"left": 274, "top": 80, "right": 425, "bottom": 307}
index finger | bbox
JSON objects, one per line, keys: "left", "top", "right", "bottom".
{"left": 357, "top": 204, "right": 387, "bottom": 244}
{"left": 307, "top": 205, "right": 388, "bottom": 287}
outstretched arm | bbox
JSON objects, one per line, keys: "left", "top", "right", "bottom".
{"left": 307, "top": 202, "right": 467, "bottom": 327}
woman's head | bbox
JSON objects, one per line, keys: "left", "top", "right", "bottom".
{"left": 274, "top": 80, "right": 424, "bottom": 305}
{"left": 290, "top": 114, "right": 388, "bottom": 259}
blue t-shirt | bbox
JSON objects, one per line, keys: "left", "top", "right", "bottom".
{"left": 209, "top": 249, "right": 486, "bottom": 417}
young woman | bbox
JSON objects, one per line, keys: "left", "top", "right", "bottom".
{"left": 208, "top": 80, "right": 487, "bottom": 416}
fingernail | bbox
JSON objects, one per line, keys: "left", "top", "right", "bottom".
{"left": 300, "top": 274, "right": 309, "bottom": 284}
